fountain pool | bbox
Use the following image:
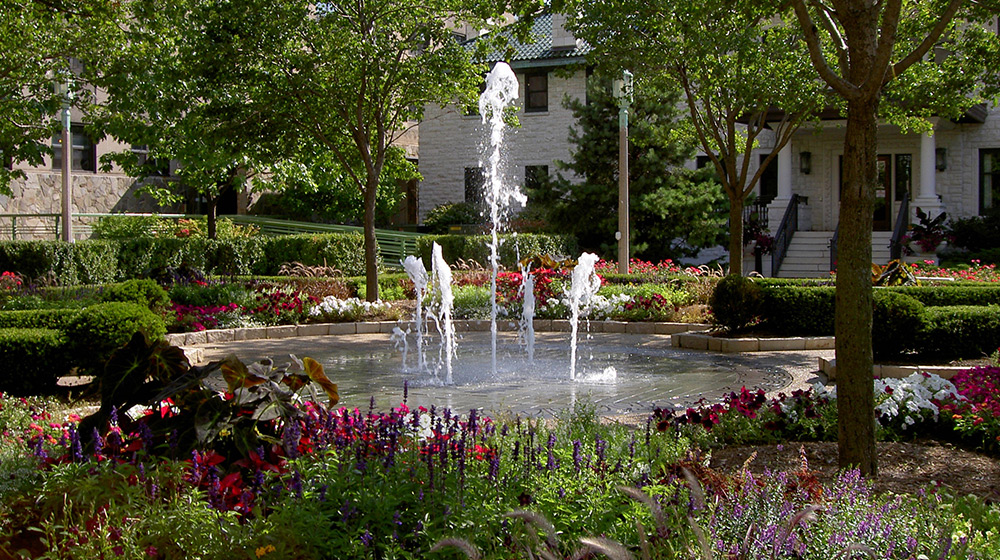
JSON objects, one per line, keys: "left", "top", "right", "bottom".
{"left": 195, "top": 331, "right": 792, "bottom": 417}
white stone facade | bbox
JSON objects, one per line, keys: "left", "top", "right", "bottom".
{"left": 418, "top": 67, "right": 587, "bottom": 221}
{"left": 749, "top": 102, "right": 1000, "bottom": 233}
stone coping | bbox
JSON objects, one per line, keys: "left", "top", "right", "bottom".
{"left": 819, "top": 357, "right": 967, "bottom": 380}
{"left": 672, "top": 331, "right": 835, "bottom": 353}
{"left": 164, "top": 320, "right": 714, "bottom": 348}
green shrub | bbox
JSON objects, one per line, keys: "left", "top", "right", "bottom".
{"left": 71, "top": 240, "right": 121, "bottom": 284}
{"left": 262, "top": 233, "right": 368, "bottom": 277}
{"left": 169, "top": 282, "right": 253, "bottom": 307}
{"left": 423, "top": 202, "right": 483, "bottom": 234}
{"left": 598, "top": 283, "right": 693, "bottom": 307}
{"left": 65, "top": 302, "right": 167, "bottom": 373}
{"left": 452, "top": 284, "right": 492, "bottom": 319}
{"left": 887, "top": 285, "right": 1000, "bottom": 307}
{"left": 759, "top": 286, "right": 836, "bottom": 335}
{"left": 0, "top": 328, "right": 69, "bottom": 395}
{"left": 415, "top": 233, "right": 578, "bottom": 270}
{"left": 347, "top": 273, "right": 413, "bottom": 301}
{"left": 90, "top": 215, "right": 169, "bottom": 239}
{"left": 0, "top": 309, "right": 79, "bottom": 329}
{"left": 100, "top": 279, "right": 170, "bottom": 310}
{"left": 872, "top": 290, "right": 926, "bottom": 359}
{"left": 0, "top": 241, "right": 77, "bottom": 284}
{"left": 919, "top": 305, "right": 1000, "bottom": 359}
{"left": 710, "top": 275, "right": 763, "bottom": 332}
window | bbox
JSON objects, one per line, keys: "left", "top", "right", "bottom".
{"left": 465, "top": 78, "right": 487, "bottom": 116}
{"left": 524, "top": 71, "right": 548, "bottom": 113}
{"left": 131, "top": 144, "right": 170, "bottom": 176}
{"left": 524, "top": 165, "right": 548, "bottom": 191}
{"left": 696, "top": 155, "right": 712, "bottom": 169}
{"left": 51, "top": 125, "right": 96, "bottom": 172}
{"left": 0, "top": 147, "right": 12, "bottom": 171}
{"left": 464, "top": 166, "right": 486, "bottom": 210}
{"left": 758, "top": 154, "right": 777, "bottom": 204}
{"left": 894, "top": 154, "right": 912, "bottom": 200}
{"left": 980, "top": 149, "right": 1000, "bottom": 214}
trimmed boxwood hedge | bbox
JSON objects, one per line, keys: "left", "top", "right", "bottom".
{"left": 0, "top": 328, "right": 69, "bottom": 395}
{"left": 759, "top": 286, "right": 836, "bottom": 335}
{"left": 0, "top": 233, "right": 370, "bottom": 284}
{"left": 919, "top": 305, "right": 1000, "bottom": 358}
{"left": 65, "top": 302, "right": 167, "bottom": 373}
{"left": 415, "top": 233, "right": 578, "bottom": 270}
{"left": 0, "top": 309, "right": 80, "bottom": 329}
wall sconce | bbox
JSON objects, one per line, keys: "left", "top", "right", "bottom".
{"left": 800, "top": 151, "right": 812, "bottom": 175}
{"left": 936, "top": 147, "right": 947, "bottom": 171}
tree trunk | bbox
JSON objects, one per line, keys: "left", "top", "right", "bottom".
{"left": 728, "top": 194, "right": 744, "bottom": 275}
{"left": 836, "top": 97, "right": 878, "bottom": 477}
{"left": 363, "top": 173, "right": 379, "bottom": 302}
{"left": 206, "top": 194, "right": 218, "bottom": 240}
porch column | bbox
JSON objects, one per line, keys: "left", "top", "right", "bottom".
{"left": 915, "top": 123, "right": 943, "bottom": 217}
{"left": 767, "top": 143, "right": 794, "bottom": 233}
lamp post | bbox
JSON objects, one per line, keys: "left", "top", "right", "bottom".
{"left": 613, "top": 70, "right": 632, "bottom": 274}
{"left": 54, "top": 78, "right": 73, "bottom": 243}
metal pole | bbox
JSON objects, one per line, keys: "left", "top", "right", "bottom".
{"left": 60, "top": 90, "right": 73, "bottom": 243}
{"left": 616, "top": 70, "right": 632, "bottom": 275}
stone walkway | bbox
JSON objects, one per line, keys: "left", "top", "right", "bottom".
{"left": 193, "top": 329, "right": 833, "bottom": 420}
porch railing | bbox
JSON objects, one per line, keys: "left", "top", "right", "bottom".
{"left": 771, "top": 194, "right": 804, "bottom": 277}
{"left": 889, "top": 191, "right": 911, "bottom": 261}
{"left": 830, "top": 228, "right": 839, "bottom": 273}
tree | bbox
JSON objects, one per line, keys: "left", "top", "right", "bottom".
{"left": 251, "top": 0, "right": 536, "bottom": 301}
{"left": 253, "top": 145, "right": 415, "bottom": 226}
{"left": 84, "top": 0, "right": 290, "bottom": 239}
{"left": 528, "top": 73, "right": 727, "bottom": 261}
{"left": 787, "top": 0, "right": 1000, "bottom": 475}
{"left": 0, "top": 0, "right": 109, "bottom": 193}
{"left": 562, "top": 1, "right": 827, "bottom": 274}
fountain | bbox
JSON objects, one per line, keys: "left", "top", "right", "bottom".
{"left": 518, "top": 262, "right": 536, "bottom": 363}
{"left": 567, "top": 253, "right": 602, "bottom": 380}
{"left": 401, "top": 255, "right": 429, "bottom": 372}
{"left": 479, "top": 62, "right": 527, "bottom": 375}
{"left": 431, "top": 243, "right": 456, "bottom": 385}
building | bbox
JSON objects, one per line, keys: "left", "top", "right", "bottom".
{"left": 418, "top": 13, "right": 591, "bottom": 221}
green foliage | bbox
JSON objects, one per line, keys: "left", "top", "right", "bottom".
{"left": 100, "top": 279, "right": 170, "bottom": 310}
{"left": 423, "top": 202, "right": 483, "bottom": 234}
{"left": 169, "top": 282, "right": 253, "bottom": 308}
{"left": 527, "top": 72, "right": 726, "bottom": 261}
{"left": 253, "top": 147, "right": 413, "bottom": 226}
{"left": 948, "top": 207, "right": 1000, "bottom": 253}
{"left": 759, "top": 286, "right": 836, "bottom": 335}
{"left": 920, "top": 305, "right": 1000, "bottom": 359}
{"left": 89, "top": 215, "right": 169, "bottom": 239}
{"left": 0, "top": 309, "right": 79, "bottom": 329}
{"left": 888, "top": 285, "right": 1000, "bottom": 307}
{"left": 0, "top": 328, "right": 69, "bottom": 395}
{"left": 347, "top": 272, "right": 412, "bottom": 301}
{"left": 709, "top": 274, "right": 762, "bottom": 332}
{"left": 416, "top": 234, "right": 578, "bottom": 270}
{"left": 872, "top": 290, "right": 926, "bottom": 359}
{"left": 65, "top": 302, "right": 167, "bottom": 373}
{"left": 452, "top": 284, "right": 492, "bottom": 319}
{"left": 262, "top": 233, "right": 368, "bottom": 278}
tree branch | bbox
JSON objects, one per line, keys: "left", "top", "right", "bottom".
{"left": 790, "top": 0, "right": 859, "bottom": 99}
{"left": 886, "top": 0, "right": 963, "bottom": 84}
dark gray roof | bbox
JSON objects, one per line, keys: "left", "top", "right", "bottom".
{"left": 473, "top": 13, "right": 591, "bottom": 69}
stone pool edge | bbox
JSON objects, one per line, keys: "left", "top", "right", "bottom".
{"left": 166, "top": 320, "right": 714, "bottom": 364}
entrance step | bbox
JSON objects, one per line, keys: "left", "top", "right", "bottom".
{"left": 775, "top": 231, "right": 895, "bottom": 278}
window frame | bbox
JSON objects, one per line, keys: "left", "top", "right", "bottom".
{"left": 51, "top": 124, "right": 97, "bottom": 172}
{"left": 524, "top": 71, "right": 548, "bottom": 113}
{"left": 980, "top": 148, "right": 1000, "bottom": 215}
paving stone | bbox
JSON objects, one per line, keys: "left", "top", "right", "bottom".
{"left": 804, "top": 337, "right": 835, "bottom": 350}
{"left": 267, "top": 325, "right": 297, "bottom": 339}
{"left": 185, "top": 331, "right": 207, "bottom": 345}
{"left": 355, "top": 322, "right": 380, "bottom": 334}
{"left": 297, "top": 324, "right": 329, "bottom": 337}
{"left": 758, "top": 338, "right": 805, "bottom": 351}
{"left": 625, "top": 322, "right": 657, "bottom": 335}
{"left": 205, "top": 329, "right": 234, "bottom": 344}
{"left": 722, "top": 338, "right": 759, "bottom": 353}
{"left": 602, "top": 321, "right": 627, "bottom": 333}
{"left": 328, "top": 323, "right": 357, "bottom": 335}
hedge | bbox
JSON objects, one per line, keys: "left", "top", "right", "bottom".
{"left": 0, "top": 233, "right": 370, "bottom": 284}
{"left": 887, "top": 285, "right": 1000, "bottom": 307}
{"left": 65, "top": 302, "right": 167, "bottom": 373}
{"left": 759, "top": 286, "right": 836, "bottom": 335}
{"left": 0, "top": 309, "right": 80, "bottom": 330}
{"left": 100, "top": 279, "right": 171, "bottom": 310}
{"left": 415, "top": 233, "right": 578, "bottom": 269}
{"left": 919, "top": 305, "right": 1000, "bottom": 359}
{"left": 0, "top": 328, "right": 69, "bottom": 395}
